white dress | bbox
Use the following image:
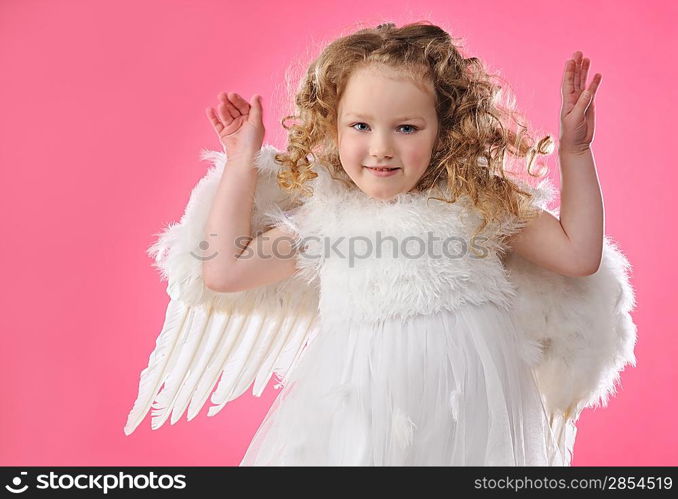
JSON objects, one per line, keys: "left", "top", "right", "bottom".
{"left": 241, "top": 303, "right": 564, "bottom": 466}
{"left": 240, "top": 168, "right": 566, "bottom": 466}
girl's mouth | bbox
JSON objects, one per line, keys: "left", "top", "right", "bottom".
{"left": 363, "top": 166, "right": 401, "bottom": 177}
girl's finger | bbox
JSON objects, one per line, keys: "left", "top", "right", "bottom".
{"left": 580, "top": 57, "right": 590, "bottom": 93}
{"left": 573, "top": 51, "right": 582, "bottom": 93}
{"left": 222, "top": 99, "right": 240, "bottom": 121}
{"left": 588, "top": 73, "right": 602, "bottom": 98}
{"left": 216, "top": 102, "right": 229, "bottom": 124}
{"left": 218, "top": 92, "right": 240, "bottom": 120}
{"left": 219, "top": 99, "right": 240, "bottom": 124}
{"left": 562, "top": 59, "right": 575, "bottom": 96}
{"left": 580, "top": 74, "right": 602, "bottom": 110}
{"left": 229, "top": 92, "right": 251, "bottom": 116}
{"left": 206, "top": 107, "right": 224, "bottom": 132}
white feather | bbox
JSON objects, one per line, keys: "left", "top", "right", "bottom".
{"left": 124, "top": 298, "right": 190, "bottom": 435}
{"left": 170, "top": 309, "right": 230, "bottom": 424}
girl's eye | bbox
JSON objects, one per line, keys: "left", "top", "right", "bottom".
{"left": 350, "top": 123, "right": 418, "bottom": 134}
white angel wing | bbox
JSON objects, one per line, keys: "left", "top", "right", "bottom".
{"left": 124, "top": 144, "right": 320, "bottom": 436}
{"left": 503, "top": 182, "right": 637, "bottom": 465}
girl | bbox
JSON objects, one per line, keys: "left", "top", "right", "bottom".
{"left": 125, "top": 22, "right": 636, "bottom": 466}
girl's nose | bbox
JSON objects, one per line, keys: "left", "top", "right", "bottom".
{"left": 369, "top": 133, "right": 394, "bottom": 159}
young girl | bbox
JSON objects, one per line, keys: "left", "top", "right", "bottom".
{"left": 125, "top": 22, "right": 636, "bottom": 466}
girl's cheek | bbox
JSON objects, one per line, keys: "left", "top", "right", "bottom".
{"left": 412, "top": 139, "right": 433, "bottom": 164}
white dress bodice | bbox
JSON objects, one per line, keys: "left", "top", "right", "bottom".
{"left": 274, "top": 167, "right": 520, "bottom": 328}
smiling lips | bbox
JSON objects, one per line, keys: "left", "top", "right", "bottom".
{"left": 364, "top": 165, "right": 400, "bottom": 177}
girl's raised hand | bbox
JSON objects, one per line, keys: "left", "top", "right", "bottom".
{"left": 559, "top": 51, "right": 602, "bottom": 155}
{"left": 205, "top": 92, "right": 265, "bottom": 158}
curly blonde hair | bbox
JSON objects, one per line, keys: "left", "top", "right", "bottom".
{"left": 274, "top": 20, "right": 554, "bottom": 245}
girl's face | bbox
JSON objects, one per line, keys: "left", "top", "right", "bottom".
{"left": 336, "top": 65, "right": 439, "bottom": 201}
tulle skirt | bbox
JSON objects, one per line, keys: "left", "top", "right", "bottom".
{"left": 240, "top": 301, "right": 566, "bottom": 466}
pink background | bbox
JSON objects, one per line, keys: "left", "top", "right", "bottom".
{"left": 1, "top": 0, "right": 675, "bottom": 466}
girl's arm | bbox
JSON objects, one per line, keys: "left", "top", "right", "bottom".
{"left": 202, "top": 92, "right": 298, "bottom": 292}
{"left": 506, "top": 148, "right": 603, "bottom": 277}
{"left": 505, "top": 51, "right": 604, "bottom": 277}
{"left": 202, "top": 153, "right": 298, "bottom": 292}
